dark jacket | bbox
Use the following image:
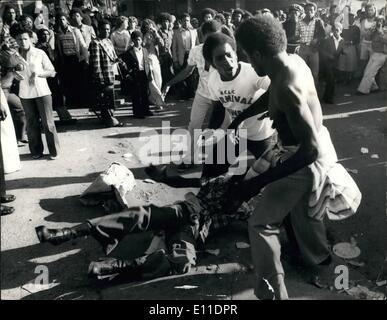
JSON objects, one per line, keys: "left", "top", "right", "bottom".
{"left": 320, "top": 35, "right": 344, "bottom": 68}
{"left": 121, "top": 46, "right": 151, "bottom": 83}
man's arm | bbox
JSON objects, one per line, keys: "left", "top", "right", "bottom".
{"left": 228, "top": 90, "right": 269, "bottom": 130}
{"left": 162, "top": 64, "right": 195, "bottom": 94}
{"left": 208, "top": 100, "right": 226, "bottom": 129}
{"left": 238, "top": 85, "right": 320, "bottom": 201}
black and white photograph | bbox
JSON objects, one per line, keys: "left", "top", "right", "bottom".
{"left": 0, "top": 0, "right": 386, "bottom": 304}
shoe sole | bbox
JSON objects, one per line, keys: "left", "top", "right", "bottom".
{"left": 35, "top": 226, "right": 45, "bottom": 243}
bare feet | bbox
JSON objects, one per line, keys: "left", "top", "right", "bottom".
{"left": 254, "top": 275, "right": 289, "bottom": 300}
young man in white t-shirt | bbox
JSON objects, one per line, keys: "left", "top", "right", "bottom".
{"left": 146, "top": 33, "right": 277, "bottom": 187}
{"left": 201, "top": 32, "right": 277, "bottom": 179}
{"left": 162, "top": 20, "right": 224, "bottom": 171}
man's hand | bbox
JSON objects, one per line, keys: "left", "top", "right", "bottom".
{"left": 0, "top": 105, "right": 7, "bottom": 121}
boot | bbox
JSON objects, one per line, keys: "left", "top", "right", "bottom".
{"left": 88, "top": 258, "right": 138, "bottom": 279}
{"left": 35, "top": 226, "right": 79, "bottom": 245}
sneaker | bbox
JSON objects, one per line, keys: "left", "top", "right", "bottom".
{"left": 49, "top": 155, "right": 59, "bottom": 160}
{"left": 32, "top": 154, "right": 43, "bottom": 159}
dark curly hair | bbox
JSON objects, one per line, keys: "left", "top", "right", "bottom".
{"left": 157, "top": 12, "right": 173, "bottom": 24}
{"left": 201, "top": 20, "right": 222, "bottom": 37}
{"left": 235, "top": 16, "right": 287, "bottom": 56}
{"left": 203, "top": 32, "right": 236, "bottom": 66}
{"left": 10, "top": 24, "right": 33, "bottom": 39}
{"left": 201, "top": 8, "right": 216, "bottom": 20}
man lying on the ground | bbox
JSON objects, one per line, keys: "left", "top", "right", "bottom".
{"left": 35, "top": 170, "right": 252, "bottom": 281}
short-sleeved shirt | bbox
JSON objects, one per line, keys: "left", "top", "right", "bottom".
{"left": 187, "top": 43, "right": 214, "bottom": 99}
{"left": 207, "top": 62, "right": 274, "bottom": 141}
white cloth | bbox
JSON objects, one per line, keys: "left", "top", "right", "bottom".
{"left": 247, "top": 126, "right": 361, "bottom": 221}
{"left": 18, "top": 47, "right": 54, "bottom": 99}
{"left": 187, "top": 44, "right": 215, "bottom": 99}
{"left": 208, "top": 62, "right": 274, "bottom": 141}
{"left": 148, "top": 53, "right": 165, "bottom": 107}
{"left": 0, "top": 88, "right": 21, "bottom": 174}
{"left": 134, "top": 47, "right": 144, "bottom": 70}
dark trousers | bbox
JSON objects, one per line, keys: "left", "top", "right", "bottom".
{"left": 201, "top": 133, "right": 278, "bottom": 179}
{"left": 58, "top": 55, "right": 84, "bottom": 108}
{"left": 131, "top": 71, "right": 150, "bottom": 117}
{"left": 21, "top": 95, "right": 60, "bottom": 157}
{"left": 0, "top": 120, "right": 5, "bottom": 197}
{"left": 88, "top": 204, "right": 197, "bottom": 275}
{"left": 322, "top": 60, "right": 337, "bottom": 102}
{"left": 3, "top": 89, "right": 27, "bottom": 141}
{"left": 159, "top": 53, "right": 174, "bottom": 86}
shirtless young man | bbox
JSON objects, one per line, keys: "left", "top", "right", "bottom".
{"left": 231, "top": 17, "right": 338, "bottom": 299}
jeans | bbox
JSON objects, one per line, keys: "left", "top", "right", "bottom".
{"left": 0, "top": 120, "right": 5, "bottom": 197}
{"left": 88, "top": 204, "right": 197, "bottom": 274}
{"left": 21, "top": 95, "right": 60, "bottom": 157}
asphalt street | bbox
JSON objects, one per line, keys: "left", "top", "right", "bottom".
{"left": 1, "top": 83, "right": 386, "bottom": 300}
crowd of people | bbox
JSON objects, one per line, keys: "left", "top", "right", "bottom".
{"left": 0, "top": 0, "right": 379, "bottom": 299}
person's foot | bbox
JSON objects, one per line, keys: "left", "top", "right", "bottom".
{"left": 145, "top": 165, "right": 168, "bottom": 183}
{"left": 1, "top": 194, "right": 16, "bottom": 203}
{"left": 49, "top": 155, "right": 59, "bottom": 160}
{"left": 145, "top": 111, "right": 154, "bottom": 116}
{"left": 35, "top": 225, "right": 78, "bottom": 245}
{"left": 105, "top": 117, "right": 124, "bottom": 127}
{"left": 356, "top": 90, "right": 368, "bottom": 95}
{"left": 177, "top": 163, "right": 195, "bottom": 172}
{"left": 32, "top": 154, "right": 43, "bottom": 160}
{"left": 1, "top": 205, "right": 15, "bottom": 216}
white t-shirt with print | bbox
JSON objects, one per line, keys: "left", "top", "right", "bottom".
{"left": 208, "top": 62, "right": 274, "bottom": 141}
{"left": 187, "top": 43, "right": 214, "bottom": 99}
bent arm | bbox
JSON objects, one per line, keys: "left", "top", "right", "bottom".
{"left": 239, "top": 85, "right": 320, "bottom": 201}
{"left": 208, "top": 100, "right": 226, "bottom": 129}
{"left": 228, "top": 90, "right": 269, "bottom": 130}
{"left": 165, "top": 64, "right": 195, "bottom": 88}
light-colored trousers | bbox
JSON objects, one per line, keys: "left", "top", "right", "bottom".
{"left": 248, "top": 165, "right": 330, "bottom": 286}
{"left": 358, "top": 52, "right": 387, "bottom": 94}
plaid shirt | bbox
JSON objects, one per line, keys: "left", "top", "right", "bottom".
{"left": 89, "top": 38, "right": 117, "bottom": 86}
{"left": 296, "top": 18, "right": 317, "bottom": 45}
{"left": 180, "top": 174, "right": 253, "bottom": 247}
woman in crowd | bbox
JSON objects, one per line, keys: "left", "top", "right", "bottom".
{"left": 111, "top": 15, "right": 130, "bottom": 57}
{"left": 1, "top": 5, "right": 18, "bottom": 43}
{"left": 0, "top": 36, "right": 27, "bottom": 146}
{"left": 357, "top": 16, "right": 387, "bottom": 95}
{"left": 141, "top": 18, "right": 165, "bottom": 111}
{"left": 338, "top": 13, "right": 360, "bottom": 84}
{"left": 13, "top": 25, "right": 60, "bottom": 160}
{"left": 357, "top": 3, "right": 377, "bottom": 76}
{"left": 157, "top": 12, "right": 174, "bottom": 86}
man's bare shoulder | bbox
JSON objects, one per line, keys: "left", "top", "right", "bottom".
{"left": 275, "top": 55, "right": 314, "bottom": 110}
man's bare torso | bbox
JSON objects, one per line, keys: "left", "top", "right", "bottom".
{"left": 268, "top": 54, "right": 323, "bottom": 146}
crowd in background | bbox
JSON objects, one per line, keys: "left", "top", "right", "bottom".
{"left": 0, "top": 0, "right": 386, "bottom": 169}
